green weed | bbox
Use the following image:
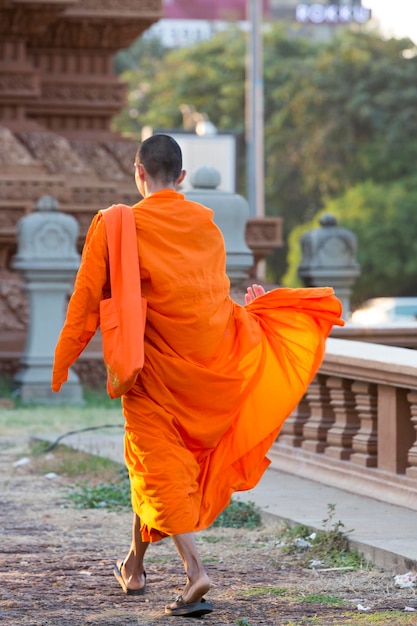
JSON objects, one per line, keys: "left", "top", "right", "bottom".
{"left": 241, "top": 586, "right": 287, "bottom": 597}
{"left": 200, "top": 535, "right": 226, "bottom": 543}
{"left": 277, "top": 503, "right": 367, "bottom": 569}
{"left": 66, "top": 467, "right": 131, "bottom": 510}
{"left": 211, "top": 499, "right": 262, "bottom": 530}
{"left": 29, "top": 442, "right": 121, "bottom": 481}
{"left": 341, "top": 613, "right": 417, "bottom": 625}
{"left": 301, "top": 593, "right": 346, "bottom": 606}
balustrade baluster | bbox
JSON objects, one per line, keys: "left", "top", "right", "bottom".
{"left": 278, "top": 395, "right": 310, "bottom": 447}
{"left": 324, "top": 377, "right": 359, "bottom": 460}
{"left": 378, "top": 385, "right": 412, "bottom": 474}
{"left": 301, "top": 374, "right": 334, "bottom": 453}
{"left": 350, "top": 381, "right": 377, "bottom": 468}
{"left": 406, "top": 390, "right": 417, "bottom": 479}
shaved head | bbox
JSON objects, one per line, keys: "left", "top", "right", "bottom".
{"left": 136, "top": 134, "right": 183, "bottom": 185}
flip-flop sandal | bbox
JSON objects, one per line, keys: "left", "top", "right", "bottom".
{"left": 165, "top": 595, "right": 214, "bottom": 617}
{"left": 113, "top": 561, "right": 146, "bottom": 595}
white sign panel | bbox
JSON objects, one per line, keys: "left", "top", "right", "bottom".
{"left": 169, "top": 133, "right": 236, "bottom": 192}
{"left": 296, "top": 4, "right": 371, "bottom": 24}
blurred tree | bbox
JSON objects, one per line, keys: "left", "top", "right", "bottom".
{"left": 283, "top": 177, "right": 417, "bottom": 306}
{"left": 113, "top": 27, "right": 417, "bottom": 290}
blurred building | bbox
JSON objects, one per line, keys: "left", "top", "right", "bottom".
{"left": 146, "top": 0, "right": 371, "bottom": 47}
{"left": 0, "top": 0, "right": 163, "bottom": 384}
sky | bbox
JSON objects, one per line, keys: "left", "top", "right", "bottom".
{"left": 364, "top": 0, "right": 417, "bottom": 43}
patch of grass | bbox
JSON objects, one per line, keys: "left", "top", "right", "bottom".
{"left": 29, "top": 442, "right": 122, "bottom": 481}
{"left": 301, "top": 593, "right": 346, "bottom": 606}
{"left": 27, "top": 441, "right": 130, "bottom": 510}
{"left": 342, "top": 613, "right": 417, "bottom": 625}
{"left": 236, "top": 619, "right": 252, "bottom": 626}
{"left": 200, "top": 535, "right": 226, "bottom": 543}
{"left": 241, "top": 586, "right": 287, "bottom": 598}
{"left": 0, "top": 402, "right": 123, "bottom": 438}
{"left": 276, "top": 614, "right": 417, "bottom": 625}
{"left": 0, "top": 378, "right": 123, "bottom": 438}
{"left": 66, "top": 470, "right": 131, "bottom": 511}
{"left": 211, "top": 499, "right": 262, "bottom": 530}
{"left": 0, "top": 375, "right": 14, "bottom": 399}
{"left": 83, "top": 387, "right": 121, "bottom": 409}
{"left": 277, "top": 504, "right": 368, "bottom": 570}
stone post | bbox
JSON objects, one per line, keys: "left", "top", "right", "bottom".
{"left": 12, "top": 195, "right": 83, "bottom": 404}
{"left": 298, "top": 213, "right": 360, "bottom": 319}
{"left": 185, "top": 166, "right": 254, "bottom": 284}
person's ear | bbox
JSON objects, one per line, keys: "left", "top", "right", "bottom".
{"left": 138, "top": 164, "right": 146, "bottom": 180}
{"left": 177, "top": 169, "right": 186, "bottom": 186}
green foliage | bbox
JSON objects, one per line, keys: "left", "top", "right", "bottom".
{"left": 66, "top": 466, "right": 131, "bottom": 510}
{"left": 301, "top": 594, "right": 346, "bottom": 606}
{"left": 113, "top": 27, "right": 417, "bottom": 287}
{"left": 0, "top": 376, "right": 13, "bottom": 400}
{"left": 284, "top": 176, "right": 417, "bottom": 304}
{"left": 211, "top": 499, "right": 262, "bottom": 530}
{"left": 277, "top": 504, "right": 366, "bottom": 569}
{"left": 31, "top": 442, "right": 123, "bottom": 480}
{"left": 83, "top": 386, "right": 121, "bottom": 409}
{"left": 112, "top": 27, "right": 246, "bottom": 143}
{"left": 241, "top": 586, "right": 287, "bottom": 597}
{"left": 200, "top": 535, "right": 226, "bottom": 543}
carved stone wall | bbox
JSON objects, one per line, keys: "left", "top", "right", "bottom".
{"left": 0, "top": 0, "right": 284, "bottom": 389}
{"left": 0, "top": 0, "right": 162, "bottom": 361}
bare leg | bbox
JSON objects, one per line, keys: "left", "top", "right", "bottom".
{"left": 116, "top": 512, "right": 148, "bottom": 592}
{"left": 170, "top": 532, "right": 211, "bottom": 604}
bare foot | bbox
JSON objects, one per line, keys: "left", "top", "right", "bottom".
{"left": 180, "top": 573, "right": 211, "bottom": 604}
{"left": 114, "top": 559, "right": 146, "bottom": 593}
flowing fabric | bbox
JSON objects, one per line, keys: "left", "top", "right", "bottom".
{"left": 52, "top": 189, "right": 344, "bottom": 543}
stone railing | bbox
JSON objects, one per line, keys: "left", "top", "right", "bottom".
{"left": 270, "top": 337, "right": 417, "bottom": 512}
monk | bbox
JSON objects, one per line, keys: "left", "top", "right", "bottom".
{"left": 52, "top": 134, "right": 344, "bottom": 617}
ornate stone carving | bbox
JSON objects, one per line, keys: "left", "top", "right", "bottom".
{"left": 0, "top": 177, "right": 69, "bottom": 202}
{"left": 246, "top": 217, "right": 283, "bottom": 246}
{"left": 0, "top": 73, "right": 38, "bottom": 95}
{"left": 71, "top": 140, "right": 127, "bottom": 181}
{"left": 30, "top": 21, "right": 156, "bottom": 51}
{"left": 0, "top": 207, "right": 26, "bottom": 229}
{"left": 0, "top": 3, "right": 74, "bottom": 38}
{"left": 104, "top": 140, "right": 138, "bottom": 176}
{"left": 66, "top": 0, "right": 161, "bottom": 14}
{"left": 0, "top": 127, "right": 35, "bottom": 165}
{"left": 40, "top": 81, "right": 125, "bottom": 105}
{"left": 18, "top": 130, "right": 94, "bottom": 175}
{"left": 0, "top": 0, "right": 162, "bottom": 352}
{"left": 0, "top": 271, "right": 28, "bottom": 330}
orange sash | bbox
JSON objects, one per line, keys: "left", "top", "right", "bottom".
{"left": 100, "top": 204, "right": 147, "bottom": 399}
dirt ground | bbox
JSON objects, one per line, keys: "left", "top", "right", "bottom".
{"left": 1, "top": 437, "right": 416, "bottom": 626}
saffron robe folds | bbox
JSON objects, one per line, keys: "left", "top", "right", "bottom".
{"left": 52, "top": 190, "right": 344, "bottom": 542}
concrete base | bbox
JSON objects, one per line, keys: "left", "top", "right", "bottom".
{"left": 14, "top": 364, "right": 84, "bottom": 405}
{"left": 269, "top": 442, "right": 417, "bottom": 512}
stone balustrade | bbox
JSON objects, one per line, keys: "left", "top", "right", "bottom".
{"left": 270, "top": 337, "right": 417, "bottom": 512}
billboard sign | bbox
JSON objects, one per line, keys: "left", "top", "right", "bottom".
{"left": 296, "top": 4, "right": 371, "bottom": 25}
{"left": 163, "top": 0, "right": 269, "bottom": 21}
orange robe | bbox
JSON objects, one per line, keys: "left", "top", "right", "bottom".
{"left": 52, "top": 190, "right": 343, "bottom": 542}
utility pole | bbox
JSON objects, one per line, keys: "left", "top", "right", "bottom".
{"left": 246, "top": 0, "right": 265, "bottom": 219}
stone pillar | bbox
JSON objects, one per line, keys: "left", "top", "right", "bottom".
{"left": 185, "top": 166, "right": 254, "bottom": 285}
{"left": 298, "top": 213, "right": 360, "bottom": 319}
{"left": 12, "top": 195, "right": 83, "bottom": 404}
